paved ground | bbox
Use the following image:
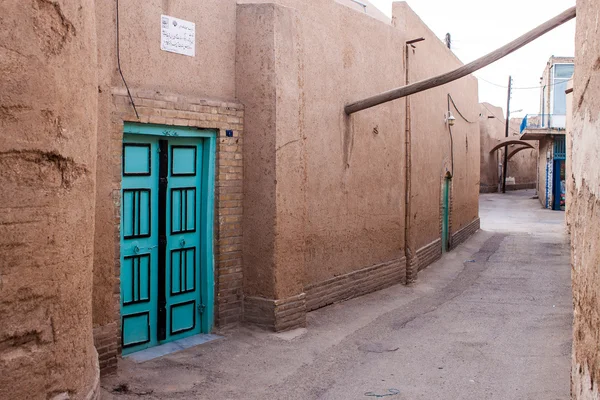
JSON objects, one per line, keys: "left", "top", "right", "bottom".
{"left": 102, "top": 189, "right": 572, "bottom": 399}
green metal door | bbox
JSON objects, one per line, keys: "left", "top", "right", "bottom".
{"left": 120, "top": 124, "right": 216, "bottom": 355}
{"left": 442, "top": 178, "right": 450, "bottom": 253}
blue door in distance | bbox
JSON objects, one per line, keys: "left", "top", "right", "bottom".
{"left": 553, "top": 137, "right": 566, "bottom": 211}
{"left": 121, "top": 129, "right": 213, "bottom": 355}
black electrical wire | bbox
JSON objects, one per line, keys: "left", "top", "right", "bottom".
{"left": 448, "top": 94, "right": 477, "bottom": 124}
{"left": 116, "top": 0, "right": 139, "bottom": 119}
{"left": 447, "top": 95, "right": 454, "bottom": 176}
{"left": 449, "top": 125, "right": 454, "bottom": 176}
{"left": 481, "top": 103, "right": 522, "bottom": 135}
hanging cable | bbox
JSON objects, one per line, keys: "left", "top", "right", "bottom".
{"left": 481, "top": 103, "right": 521, "bottom": 135}
{"left": 476, "top": 75, "right": 573, "bottom": 90}
{"left": 116, "top": 0, "right": 139, "bottom": 119}
{"left": 449, "top": 125, "right": 454, "bottom": 176}
{"left": 447, "top": 95, "right": 455, "bottom": 176}
{"left": 448, "top": 94, "right": 477, "bottom": 124}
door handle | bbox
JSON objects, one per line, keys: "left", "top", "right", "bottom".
{"left": 132, "top": 245, "right": 158, "bottom": 254}
{"left": 179, "top": 239, "right": 186, "bottom": 248}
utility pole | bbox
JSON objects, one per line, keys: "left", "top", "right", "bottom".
{"left": 502, "top": 76, "right": 512, "bottom": 193}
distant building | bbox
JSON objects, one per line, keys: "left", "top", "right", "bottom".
{"left": 479, "top": 103, "right": 537, "bottom": 193}
{"left": 521, "top": 56, "right": 574, "bottom": 210}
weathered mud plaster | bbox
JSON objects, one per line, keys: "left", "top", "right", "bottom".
{"left": 571, "top": 0, "right": 600, "bottom": 397}
{"left": 566, "top": 81, "right": 574, "bottom": 232}
{"left": 573, "top": 362, "right": 600, "bottom": 400}
{"left": 0, "top": 0, "right": 99, "bottom": 397}
{"left": 238, "top": 0, "right": 408, "bottom": 331}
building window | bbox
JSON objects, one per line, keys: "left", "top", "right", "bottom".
{"left": 552, "top": 64, "right": 574, "bottom": 116}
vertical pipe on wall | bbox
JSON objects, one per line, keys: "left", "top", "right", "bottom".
{"left": 403, "top": 38, "right": 425, "bottom": 283}
{"left": 404, "top": 42, "right": 416, "bottom": 283}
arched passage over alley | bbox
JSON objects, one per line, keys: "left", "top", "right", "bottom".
{"left": 489, "top": 139, "right": 535, "bottom": 154}
{"left": 508, "top": 145, "right": 535, "bottom": 161}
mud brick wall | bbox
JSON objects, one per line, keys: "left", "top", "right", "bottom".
{"left": 570, "top": 0, "right": 600, "bottom": 397}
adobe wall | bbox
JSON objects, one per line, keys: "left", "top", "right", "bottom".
{"left": 334, "top": 0, "right": 392, "bottom": 23}
{"left": 92, "top": 0, "right": 482, "bottom": 341}
{"left": 566, "top": 80, "right": 574, "bottom": 232}
{"left": 0, "top": 0, "right": 99, "bottom": 398}
{"left": 570, "top": 0, "right": 600, "bottom": 397}
{"left": 92, "top": 0, "right": 242, "bottom": 373}
{"left": 238, "top": 0, "right": 407, "bottom": 328}
{"left": 479, "top": 104, "right": 537, "bottom": 193}
{"left": 479, "top": 104, "right": 502, "bottom": 192}
{"left": 235, "top": 4, "right": 278, "bottom": 303}
{"left": 393, "top": 2, "right": 480, "bottom": 251}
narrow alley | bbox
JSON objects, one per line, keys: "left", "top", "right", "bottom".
{"left": 102, "top": 189, "right": 571, "bottom": 400}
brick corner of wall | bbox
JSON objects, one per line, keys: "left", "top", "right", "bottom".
{"left": 244, "top": 293, "right": 307, "bottom": 332}
{"left": 93, "top": 323, "right": 119, "bottom": 377}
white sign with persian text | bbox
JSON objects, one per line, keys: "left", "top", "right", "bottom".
{"left": 161, "top": 15, "right": 195, "bottom": 57}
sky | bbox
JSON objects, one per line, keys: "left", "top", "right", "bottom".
{"left": 368, "top": 0, "right": 576, "bottom": 118}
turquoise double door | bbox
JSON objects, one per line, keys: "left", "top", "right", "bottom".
{"left": 120, "top": 124, "right": 215, "bottom": 355}
{"left": 441, "top": 177, "right": 451, "bottom": 253}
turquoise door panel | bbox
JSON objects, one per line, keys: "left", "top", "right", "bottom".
{"left": 120, "top": 124, "right": 216, "bottom": 355}
{"left": 442, "top": 178, "right": 450, "bottom": 253}
{"left": 165, "top": 139, "right": 204, "bottom": 342}
{"left": 121, "top": 137, "right": 160, "bottom": 354}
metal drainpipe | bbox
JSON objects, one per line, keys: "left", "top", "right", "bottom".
{"left": 404, "top": 43, "right": 416, "bottom": 284}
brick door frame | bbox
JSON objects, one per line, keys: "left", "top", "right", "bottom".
{"left": 94, "top": 88, "right": 244, "bottom": 374}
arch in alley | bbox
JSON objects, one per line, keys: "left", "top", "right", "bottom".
{"left": 489, "top": 139, "right": 534, "bottom": 154}
{"left": 507, "top": 145, "right": 535, "bottom": 161}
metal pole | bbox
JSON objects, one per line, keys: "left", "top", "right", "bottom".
{"left": 404, "top": 41, "right": 414, "bottom": 283}
{"left": 502, "top": 76, "right": 512, "bottom": 194}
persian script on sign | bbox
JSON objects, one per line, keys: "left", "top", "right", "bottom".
{"left": 161, "top": 15, "right": 195, "bottom": 57}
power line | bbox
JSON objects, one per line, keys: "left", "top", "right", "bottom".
{"left": 481, "top": 104, "right": 521, "bottom": 135}
{"left": 476, "top": 75, "right": 573, "bottom": 90}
